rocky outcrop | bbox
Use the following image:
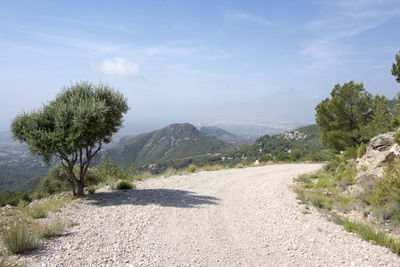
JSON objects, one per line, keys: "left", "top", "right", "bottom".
{"left": 356, "top": 132, "right": 400, "bottom": 172}
{"left": 346, "top": 132, "right": 400, "bottom": 195}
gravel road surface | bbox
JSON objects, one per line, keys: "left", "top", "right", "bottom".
{"left": 15, "top": 164, "right": 400, "bottom": 266}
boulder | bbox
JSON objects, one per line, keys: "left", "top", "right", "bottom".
{"left": 370, "top": 132, "right": 395, "bottom": 151}
{"left": 357, "top": 132, "right": 400, "bottom": 170}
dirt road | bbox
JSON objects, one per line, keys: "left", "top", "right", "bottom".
{"left": 16, "top": 164, "right": 400, "bottom": 266}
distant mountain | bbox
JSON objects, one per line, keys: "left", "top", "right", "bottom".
{"left": 199, "top": 126, "right": 248, "bottom": 144}
{"left": 103, "top": 123, "right": 228, "bottom": 168}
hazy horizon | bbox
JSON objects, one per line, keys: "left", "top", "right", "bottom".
{"left": 1, "top": 1, "right": 399, "bottom": 131}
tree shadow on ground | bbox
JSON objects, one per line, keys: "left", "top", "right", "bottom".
{"left": 84, "top": 189, "right": 220, "bottom": 208}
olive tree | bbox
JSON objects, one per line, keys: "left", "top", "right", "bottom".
{"left": 11, "top": 82, "right": 129, "bottom": 196}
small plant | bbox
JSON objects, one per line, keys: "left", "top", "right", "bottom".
{"left": 186, "top": 164, "right": 197, "bottom": 173}
{"left": 1, "top": 221, "right": 40, "bottom": 254}
{"left": 132, "top": 171, "right": 153, "bottom": 181}
{"left": 202, "top": 164, "right": 223, "bottom": 171}
{"left": 87, "top": 186, "right": 96, "bottom": 194}
{"left": 162, "top": 167, "right": 178, "bottom": 177}
{"left": 33, "top": 220, "right": 66, "bottom": 238}
{"left": 341, "top": 218, "right": 400, "bottom": 255}
{"left": 116, "top": 180, "right": 135, "bottom": 190}
{"left": 17, "top": 199, "right": 28, "bottom": 209}
{"left": 30, "top": 205, "right": 47, "bottom": 219}
{"left": 234, "top": 163, "right": 245, "bottom": 169}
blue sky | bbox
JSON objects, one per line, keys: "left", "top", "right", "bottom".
{"left": 1, "top": 0, "right": 400, "bottom": 131}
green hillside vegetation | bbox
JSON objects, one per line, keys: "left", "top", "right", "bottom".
{"left": 225, "top": 124, "right": 332, "bottom": 162}
{"left": 133, "top": 124, "right": 330, "bottom": 175}
{"left": 0, "top": 164, "right": 49, "bottom": 192}
{"left": 104, "top": 123, "right": 228, "bottom": 169}
{"left": 199, "top": 126, "right": 248, "bottom": 144}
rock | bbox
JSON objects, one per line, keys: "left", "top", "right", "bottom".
{"left": 370, "top": 132, "right": 395, "bottom": 151}
{"left": 357, "top": 132, "right": 400, "bottom": 170}
{"left": 254, "top": 160, "right": 260, "bottom": 166}
{"left": 354, "top": 169, "right": 382, "bottom": 185}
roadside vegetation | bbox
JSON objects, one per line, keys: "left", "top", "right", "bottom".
{"left": 294, "top": 51, "right": 400, "bottom": 255}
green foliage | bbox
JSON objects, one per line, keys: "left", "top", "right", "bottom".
{"left": 392, "top": 51, "right": 400, "bottom": 83}
{"left": 360, "top": 95, "right": 392, "bottom": 141}
{"left": 116, "top": 180, "right": 134, "bottom": 190}
{"left": 87, "top": 186, "right": 96, "bottom": 194}
{"left": 186, "top": 164, "right": 197, "bottom": 173}
{"left": 394, "top": 131, "right": 400, "bottom": 146}
{"left": 97, "top": 158, "right": 133, "bottom": 186}
{"left": 0, "top": 164, "right": 49, "bottom": 193}
{"left": 202, "top": 164, "right": 224, "bottom": 171}
{"left": 341, "top": 218, "right": 400, "bottom": 255}
{"left": 306, "top": 192, "right": 333, "bottom": 210}
{"left": 34, "top": 165, "right": 100, "bottom": 199}
{"left": 357, "top": 143, "right": 367, "bottom": 158}
{"left": 365, "top": 164, "right": 400, "bottom": 222}
{"left": 315, "top": 81, "right": 373, "bottom": 152}
{"left": 234, "top": 163, "right": 246, "bottom": 168}
{"left": 0, "top": 191, "right": 31, "bottom": 207}
{"left": 1, "top": 221, "right": 40, "bottom": 254}
{"left": 342, "top": 147, "right": 358, "bottom": 161}
{"left": 10, "top": 81, "right": 129, "bottom": 196}
{"left": 259, "top": 153, "right": 272, "bottom": 163}
{"left": 30, "top": 205, "right": 47, "bottom": 219}
{"left": 33, "top": 220, "right": 66, "bottom": 239}
{"left": 275, "top": 151, "right": 290, "bottom": 162}
{"left": 289, "top": 149, "right": 303, "bottom": 161}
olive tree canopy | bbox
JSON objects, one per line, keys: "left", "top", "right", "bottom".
{"left": 11, "top": 82, "right": 129, "bottom": 196}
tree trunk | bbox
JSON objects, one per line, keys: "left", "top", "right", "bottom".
{"left": 76, "top": 180, "right": 84, "bottom": 196}
{"left": 69, "top": 179, "right": 77, "bottom": 196}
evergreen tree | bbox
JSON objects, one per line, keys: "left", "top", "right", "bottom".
{"left": 392, "top": 52, "right": 400, "bottom": 83}
{"left": 360, "top": 95, "right": 392, "bottom": 141}
{"left": 315, "top": 81, "right": 373, "bottom": 152}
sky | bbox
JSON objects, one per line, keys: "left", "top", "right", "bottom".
{"left": 1, "top": 0, "right": 400, "bottom": 131}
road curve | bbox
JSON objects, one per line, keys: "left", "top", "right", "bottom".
{"left": 15, "top": 164, "right": 400, "bottom": 266}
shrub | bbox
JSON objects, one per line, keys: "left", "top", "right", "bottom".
{"left": 32, "top": 220, "right": 66, "bottom": 238}
{"left": 116, "top": 180, "right": 135, "bottom": 190}
{"left": 1, "top": 221, "right": 40, "bottom": 254}
{"left": 342, "top": 146, "right": 358, "bottom": 160}
{"left": 202, "top": 164, "right": 224, "bottom": 171}
{"left": 132, "top": 171, "right": 153, "bottom": 181}
{"left": 87, "top": 186, "right": 96, "bottom": 194}
{"left": 275, "top": 151, "right": 290, "bottom": 162}
{"left": 162, "top": 167, "right": 178, "bottom": 177}
{"left": 234, "top": 163, "right": 245, "bottom": 169}
{"left": 357, "top": 143, "right": 367, "bottom": 158}
{"left": 342, "top": 218, "right": 400, "bottom": 255}
{"left": 259, "top": 154, "right": 272, "bottom": 163}
{"left": 98, "top": 158, "right": 133, "bottom": 185}
{"left": 30, "top": 205, "right": 47, "bottom": 219}
{"left": 186, "top": 164, "right": 197, "bottom": 173}
{"left": 395, "top": 131, "right": 400, "bottom": 146}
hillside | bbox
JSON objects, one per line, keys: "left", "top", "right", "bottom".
{"left": 199, "top": 126, "right": 247, "bottom": 144}
{"left": 224, "top": 124, "right": 329, "bottom": 160}
{"left": 103, "top": 123, "right": 228, "bottom": 168}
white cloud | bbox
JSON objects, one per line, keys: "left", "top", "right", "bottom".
{"left": 223, "top": 9, "right": 273, "bottom": 27}
{"left": 98, "top": 57, "right": 140, "bottom": 77}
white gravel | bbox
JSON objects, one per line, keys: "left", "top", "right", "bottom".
{"left": 13, "top": 164, "right": 400, "bottom": 266}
